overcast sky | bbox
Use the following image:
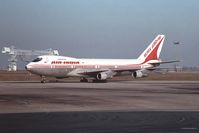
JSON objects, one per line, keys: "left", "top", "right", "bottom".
{"left": 0, "top": 0, "right": 199, "bottom": 69}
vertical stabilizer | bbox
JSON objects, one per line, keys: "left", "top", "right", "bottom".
{"left": 137, "top": 35, "right": 165, "bottom": 64}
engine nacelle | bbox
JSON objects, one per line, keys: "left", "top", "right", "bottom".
{"left": 132, "top": 70, "right": 148, "bottom": 78}
{"left": 96, "top": 70, "right": 114, "bottom": 80}
{"left": 96, "top": 72, "right": 108, "bottom": 80}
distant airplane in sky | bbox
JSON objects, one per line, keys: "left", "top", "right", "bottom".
{"left": 25, "top": 35, "right": 177, "bottom": 83}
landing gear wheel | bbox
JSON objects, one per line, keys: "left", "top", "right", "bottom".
{"left": 80, "top": 78, "right": 88, "bottom": 82}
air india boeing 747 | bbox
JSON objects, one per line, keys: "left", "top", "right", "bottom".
{"left": 25, "top": 35, "right": 177, "bottom": 83}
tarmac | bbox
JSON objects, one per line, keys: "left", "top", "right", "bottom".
{"left": 0, "top": 80, "right": 199, "bottom": 132}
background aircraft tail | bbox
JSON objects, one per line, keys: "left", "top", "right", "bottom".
{"left": 137, "top": 35, "right": 165, "bottom": 64}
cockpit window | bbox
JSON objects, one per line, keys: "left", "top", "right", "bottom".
{"left": 32, "top": 57, "right": 42, "bottom": 62}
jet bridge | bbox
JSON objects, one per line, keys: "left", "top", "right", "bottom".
{"left": 2, "top": 46, "right": 59, "bottom": 71}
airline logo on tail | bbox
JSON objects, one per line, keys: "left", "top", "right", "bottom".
{"left": 138, "top": 35, "right": 165, "bottom": 64}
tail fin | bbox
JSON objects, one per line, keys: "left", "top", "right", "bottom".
{"left": 138, "top": 35, "right": 165, "bottom": 64}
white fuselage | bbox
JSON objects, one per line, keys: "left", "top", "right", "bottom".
{"left": 26, "top": 55, "right": 152, "bottom": 78}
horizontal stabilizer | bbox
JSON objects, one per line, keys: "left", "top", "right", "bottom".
{"left": 149, "top": 60, "right": 180, "bottom": 65}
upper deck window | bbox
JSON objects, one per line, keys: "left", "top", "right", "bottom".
{"left": 32, "top": 57, "right": 42, "bottom": 62}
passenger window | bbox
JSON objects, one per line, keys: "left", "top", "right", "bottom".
{"left": 32, "top": 58, "right": 42, "bottom": 62}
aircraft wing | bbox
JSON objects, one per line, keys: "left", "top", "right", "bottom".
{"left": 77, "top": 68, "right": 140, "bottom": 78}
{"left": 77, "top": 69, "right": 111, "bottom": 77}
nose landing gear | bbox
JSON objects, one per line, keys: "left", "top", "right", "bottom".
{"left": 41, "top": 76, "right": 46, "bottom": 83}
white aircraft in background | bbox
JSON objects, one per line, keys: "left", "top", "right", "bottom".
{"left": 25, "top": 35, "right": 177, "bottom": 83}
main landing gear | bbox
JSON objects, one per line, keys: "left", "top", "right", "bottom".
{"left": 80, "top": 77, "right": 88, "bottom": 82}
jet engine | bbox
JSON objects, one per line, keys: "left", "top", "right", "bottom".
{"left": 132, "top": 70, "right": 148, "bottom": 78}
{"left": 96, "top": 71, "right": 113, "bottom": 80}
